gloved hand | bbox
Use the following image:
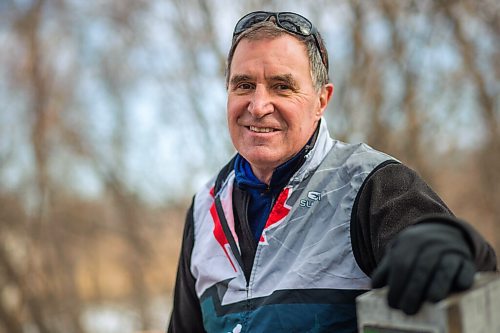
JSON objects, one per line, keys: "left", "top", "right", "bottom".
{"left": 371, "top": 222, "right": 476, "bottom": 315}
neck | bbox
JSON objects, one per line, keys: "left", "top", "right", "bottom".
{"left": 246, "top": 122, "right": 321, "bottom": 185}
{"left": 251, "top": 166, "right": 274, "bottom": 185}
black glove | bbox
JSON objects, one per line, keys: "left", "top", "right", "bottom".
{"left": 371, "top": 222, "right": 476, "bottom": 315}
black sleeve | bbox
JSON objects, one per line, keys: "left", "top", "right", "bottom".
{"left": 351, "top": 162, "right": 497, "bottom": 276}
{"left": 167, "top": 198, "right": 206, "bottom": 333}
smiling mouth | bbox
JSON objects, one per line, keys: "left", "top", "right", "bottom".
{"left": 248, "top": 126, "right": 276, "bottom": 133}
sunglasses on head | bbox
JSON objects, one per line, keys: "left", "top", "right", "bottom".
{"left": 233, "top": 11, "right": 329, "bottom": 71}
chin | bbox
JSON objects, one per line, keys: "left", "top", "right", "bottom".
{"left": 241, "top": 150, "right": 281, "bottom": 168}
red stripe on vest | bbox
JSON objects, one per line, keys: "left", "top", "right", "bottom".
{"left": 260, "top": 187, "right": 291, "bottom": 244}
{"left": 210, "top": 188, "right": 237, "bottom": 272}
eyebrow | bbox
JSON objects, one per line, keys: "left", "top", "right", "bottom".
{"left": 229, "top": 74, "right": 253, "bottom": 87}
{"left": 269, "top": 74, "right": 298, "bottom": 89}
{"left": 229, "top": 73, "right": 299, "bottom": 88}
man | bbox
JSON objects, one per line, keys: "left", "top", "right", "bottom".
{"left": 168, "top": 11, "right": 497, "bottom": 333}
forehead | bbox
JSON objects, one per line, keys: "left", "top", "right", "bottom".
{"left": 230, "top": 35, "right": 311, "bottom": 77}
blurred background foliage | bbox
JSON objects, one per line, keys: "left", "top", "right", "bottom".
{"left": 0, "top": 0, "right": 498, "bottom": 332}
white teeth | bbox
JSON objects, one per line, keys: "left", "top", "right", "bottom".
{"left": 249, "top": 126, "right": 274, "bottom": 133}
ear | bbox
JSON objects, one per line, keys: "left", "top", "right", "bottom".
{"left": 316, "top": 83, "right": 334, "bottom": 118}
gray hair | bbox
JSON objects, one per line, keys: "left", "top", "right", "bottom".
{"left": 225, "top": 21, "right": 329, "bottom": 90}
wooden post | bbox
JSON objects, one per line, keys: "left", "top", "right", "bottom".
{"left": 356, "top": 273, "right": 500, "bottom": 333}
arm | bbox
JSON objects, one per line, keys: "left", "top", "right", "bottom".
{"left": 351, "top": 162, "right": 496, "bottom": 275}
{"left": 351, "top": 162, "right": 497, "bottom": 314}
{"left": 168, "top": 198, "right": 205, "bottom": 333}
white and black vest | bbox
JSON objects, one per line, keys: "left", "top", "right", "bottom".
{"left": 190, "top": 120, "right": 394, "bottom": 333}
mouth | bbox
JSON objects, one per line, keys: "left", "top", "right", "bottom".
{"left": 248, "top": 125, "right": 277, "bottom": 133}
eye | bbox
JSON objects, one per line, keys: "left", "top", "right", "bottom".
{"left": 235, "top": 82, "right": 254, "bottom": 90}
{"left": 273, "top": 83, "right": 296, "bottom": 94}
{"left": 275, "top": 84, "right": 291, "bottom": 90}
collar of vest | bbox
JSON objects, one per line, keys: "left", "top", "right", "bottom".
{"left": 214, "top": 117, "right": 333, "bottom": 197}
{"left": 233, "top": 122, "right": 320, "bottom": 194}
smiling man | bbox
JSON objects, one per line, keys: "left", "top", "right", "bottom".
{"left": 227, "top": 33, "right": 332, "bottom": 184}
{"left": 167, "top": 11, "right": 496, "bottom": 333}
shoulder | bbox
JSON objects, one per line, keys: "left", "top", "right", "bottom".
{"left": 323, "top": 141, "right": 398, "bottom": 183}
{"left": 190, "top": 155, "right": 237, "bottom": 225}
{"left": 214, "top": 155, "right": 237, "bottom": 195}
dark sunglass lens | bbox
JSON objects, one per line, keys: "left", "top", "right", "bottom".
{"left": 279, "top": 20, "right": 301, "bottom": 34}
{"left": 234, "top": 12, "right": 271, "bottom": 35}
{"left": 278, "top": 13, "right": 312, "bottom": 35}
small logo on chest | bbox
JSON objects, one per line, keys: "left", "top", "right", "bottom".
{"left": 300, "top": 191, "right": 322, "bottom": 208}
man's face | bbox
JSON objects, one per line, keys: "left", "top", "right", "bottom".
{"left": 227, "top": 35, "right": 333, "bottom": 182}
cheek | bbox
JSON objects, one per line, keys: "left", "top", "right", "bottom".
{"left": 226, "top": 101, "right": 237, "bottom": 125}
{"left": 284, "top": 107, "right": 318, "bottom": 140}
{"left": 226, "top": 102, "right": 242, "bottom": 143}
{"left": 227, "top": 97, "right": 243, "bottom": 120}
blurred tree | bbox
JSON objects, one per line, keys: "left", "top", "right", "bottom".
{"left": 438, "top": 0, "right": 500, "bottom": 253}
{"left": 0, "top": 0, "right": 498, "bottom": 332}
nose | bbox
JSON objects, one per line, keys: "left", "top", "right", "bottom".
{"left": 247, "top": 84, "right": 274, "bottom": 118}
